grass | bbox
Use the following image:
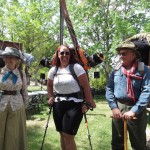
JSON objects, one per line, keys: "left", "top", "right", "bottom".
{"left": 27, "top": 85, "right": 140, "bottom": 150}
{"left": 26, "top": 93, "right": 113, "bottom": 150}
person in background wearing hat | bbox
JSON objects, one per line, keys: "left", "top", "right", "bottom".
{"left": 106, "top": 42, "right": 150, "bottom": 150}
{"left": 0, "top": 47, "right": 28, "bottom": 150}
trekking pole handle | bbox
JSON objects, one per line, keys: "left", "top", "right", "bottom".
{"left": 110, "top": 115, "right": 137, "bottom": 120}
{"left": 83, "top": 101, "right": 93, "bottom": 111}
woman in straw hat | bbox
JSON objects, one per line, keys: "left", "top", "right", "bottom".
{"left": 0, "top": 47, "right": 28, "bottom": 150}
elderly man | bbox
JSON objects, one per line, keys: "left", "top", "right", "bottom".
{"left": 106, "top": 41, "right": 150, "bottom": 150}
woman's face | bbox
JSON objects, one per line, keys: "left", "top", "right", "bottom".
{"left": 3, "top": 56, "right": 18, "bottom": 70}
{"left": 58, "top": 46, "right": 71, "bottom": 67}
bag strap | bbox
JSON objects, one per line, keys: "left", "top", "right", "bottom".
{"left": 69, "top": 64, "right": 79, "bottom": 84}
{"left": 69, "top": 64, "right": 84, "bottom": 98}
{"left": 19, "top": 70, "right": 23, "bottom": 95}
{"left": 54, "top": 66, "right": 58, "bottom": 76}
{"left": 54, "top": 64, "right": 84, "bottom": 98}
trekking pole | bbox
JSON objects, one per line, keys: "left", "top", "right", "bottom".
{"left": 84, "top": 113, "right": 93, "bottom": 150}
{"left": 124, "top": 119, "right": 128, "bottom": 150}
{"left": 123, "top": 117, "right": 138, "bottom": 150}
{"left": 40, "top": 106, "right": 52, "bottom": 150}
{"left": 111, "top": 116, "right": 137, "bottom": 150}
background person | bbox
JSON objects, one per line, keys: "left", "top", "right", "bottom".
{"left": 0, "top": 47, "right": 28, "bottom": 150}
{"left": 47, "top": 45, "right": 96, "bottom": 150}
{"left": 106, "top": 42, "right": 150, "bottom": 150}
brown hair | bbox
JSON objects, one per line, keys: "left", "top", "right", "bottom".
{"left": 52, "top": 45, "right": 78, "bottom": 67}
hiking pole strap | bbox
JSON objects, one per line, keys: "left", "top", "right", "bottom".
{"left": 83, "top": 101, "right": 93, "bottom": 111}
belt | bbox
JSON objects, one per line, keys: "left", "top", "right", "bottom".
{"left": 55, "top": 92, "right": 83, "bottom": 99}
{"left": 2, "top": 90, "right": 20, "bottom": 95}
{"left": 117, "top": 99, "right": 135, "bottom": 106}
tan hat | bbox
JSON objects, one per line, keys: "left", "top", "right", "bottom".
{"left": 116, "top": 41, "right": 136, "bottom": 51}
{"left": 0, "top": 47, "right": 26, "bottom": 61}
{"left": 116, "top": 41, "right": 141, "bottom": 58}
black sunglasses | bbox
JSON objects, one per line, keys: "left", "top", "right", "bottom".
{"left": 118, "top": 52, "right": 127, "bottom": 56}
{"left": 60, "top": 51, "right": 70, "bottom": 56}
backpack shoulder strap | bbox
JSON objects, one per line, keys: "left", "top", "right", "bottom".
{"left": 19, "top": 69, "right": 23, "bottom": 95}
{"left": 69, "top": 64, "right": 79, "bottom": 83}
{"left": 53, "top": 66, "right": 58, "bottom": 76}
{"left": 19, "top": 70, "right": 23, "bottom": 81}
{"left": 54, "top": 64, "right": 81, "bottom": 87}
{"left": 138, "top": 61, "right": 145, "bottom": 76}
{"left": 69, "top": 64, "right": 84, "bottom": 96}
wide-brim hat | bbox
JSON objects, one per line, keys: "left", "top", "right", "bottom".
{"left": 116, "top": 41, "right": 141, "bottom": 58}
{"left": 0, "top": 47, "right": 26, "bottom": 61}
{"left": 116, "top": 41, "right": 136, "bottom": 51}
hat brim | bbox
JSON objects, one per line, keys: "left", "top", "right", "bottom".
{"left": 116, "top": 47, "right": 136, "bottom": 51}
{"left": 0, "top": 51, "right": 20, "bottom": 59}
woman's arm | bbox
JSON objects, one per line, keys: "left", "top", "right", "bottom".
{"left": 47, "top": 78, "right": 54, "bottom": 105}
{"left": 78, "top": 73, "right": 96, "bottom": 110}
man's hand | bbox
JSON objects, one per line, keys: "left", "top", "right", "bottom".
{"left": 112, "top": 108, "right": 122, "bottom": 119}
{"left": 123, "top": 111, "right": 135, "bottom": 119}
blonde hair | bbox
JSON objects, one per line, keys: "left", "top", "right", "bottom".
{"left": 3, "top": 57, "right": 23, "bottom": 69}
{"left": 16, "top": 59, "right": 22, "bottom": 69}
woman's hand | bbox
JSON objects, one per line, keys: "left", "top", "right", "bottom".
{"left": 82, "top": 103, "right": 89, "bottom": 113}
{"left": 82, "top": 101, "right": 96, "bottom": 113}
{"left": 90, "top": 100, "right": 96, "bottom": 108}
{"left": 48, "top": 97, "right": 55, "bottom": 106}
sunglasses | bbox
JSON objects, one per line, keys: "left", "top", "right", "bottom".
{"left": 119, "top": 51, "right": 134, "bottom": 57}
{"left": 59, "top": 51, "right": 70, "bottom": 56}
{"left": 118, "top": 52, "right": 127, "bottom": 56}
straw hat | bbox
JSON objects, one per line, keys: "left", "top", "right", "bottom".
{"left": 116, "top": 41, "right": 141, "bottom": 58}
{"left": 116, "top": 41, "right": 136, "bottom": 51}
{"left": 0, "top": 47, "right": 25, "bottom": 61}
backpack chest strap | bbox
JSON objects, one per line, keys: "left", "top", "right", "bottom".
{"left": 54, "top": 91, "right": 82, "bottom": 99}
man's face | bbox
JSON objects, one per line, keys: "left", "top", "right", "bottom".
{"left": 118, "top": 49, "right": 136, "bottom": 67}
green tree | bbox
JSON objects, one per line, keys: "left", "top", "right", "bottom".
{"left": 65, "top": 0, "right": 150, "bottom": 82}
{"left": 0, "top": 0, "right": 149, "bottom": 86}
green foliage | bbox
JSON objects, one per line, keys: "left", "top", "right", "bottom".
{"left": 27, "top": 99, "right": 112, "bottom": 150}
{"left": 0, "top": 0, "right": 150, "bottom": 85}
{"left": 89, "top": 66, "right": 107, "bottom": 90}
